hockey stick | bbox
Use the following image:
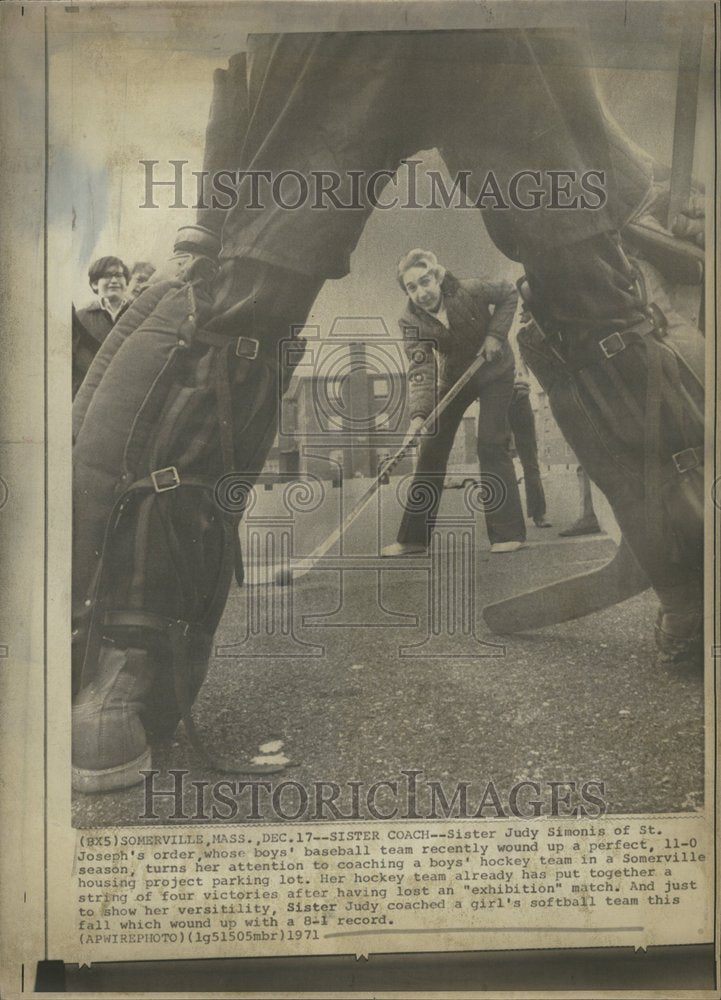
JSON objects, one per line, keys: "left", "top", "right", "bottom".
{"left": 264, "top": 351, "right": 489, "bottom": 586}
{"left": 482, "top": 535, "right": 650, "bottom": 633}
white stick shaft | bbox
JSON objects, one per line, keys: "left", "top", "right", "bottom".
{"left": 285, "top": 352, "right": 488, "bottom": 580}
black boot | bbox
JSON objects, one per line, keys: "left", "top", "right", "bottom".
{"left": 72, "top": 644, "right": 154, "bottom": 793}
{"left": 654, "top": 608, "right": 703, "bottom": 670}
{"left": 72, "top": 629, "right": 212, "bottom": 793}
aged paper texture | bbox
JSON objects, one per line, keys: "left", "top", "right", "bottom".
{"left": 0, "top": 0, "right": 718, "bottom": 995}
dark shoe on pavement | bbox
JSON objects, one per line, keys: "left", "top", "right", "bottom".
{"left": 72, "top": 645, "right": 154, "bottom": 793}
{"left": 654, "top": 609, "right": 703, "bottom": 670}
{"left": 558, "top": 516, "right": 602, "bottom": 537}
{"left": 533, "top": 518, "right": 553, "bottom": 528}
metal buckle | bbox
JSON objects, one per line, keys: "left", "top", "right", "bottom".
{"left": 672, "top": 448, "right": 702, "bottom": 474}
{"left": 236, "top": 337, "right": 259, "bottom": 360}
{"left": 151, "top": 466, "right": 180, "bottom": 492}
{"left": 648, "top": 302, "right": 668, "bottom": 339}
{"left": 599, "top": 331, "right": 626, "bottom": 359}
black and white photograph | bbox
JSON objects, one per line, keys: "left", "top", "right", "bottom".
{"left": 0, "top": 0, "right": 717, "bottom": 994}
{"left": 64, "top": 4, "right": 711, "bottom": 826}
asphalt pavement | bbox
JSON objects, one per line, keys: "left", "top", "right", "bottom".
{"left": 72, "top": 468, "right": 705, "bottom": 827}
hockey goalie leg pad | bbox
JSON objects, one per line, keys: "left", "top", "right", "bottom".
{"left": 516, "top": 243, "right": 704, "bottom": 610}
{"left": 73, "top": 258, "right": 319, "bottom": 787}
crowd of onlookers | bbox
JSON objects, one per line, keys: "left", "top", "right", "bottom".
{"left": 72, "top": 226, "right": 224, "bottom": 397}
{"left": 72, "top": 257, "right": 156, "bottom": 396}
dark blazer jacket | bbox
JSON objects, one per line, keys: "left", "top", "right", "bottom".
{"left": 73, "top": 299, "right": 129, "bottom": 397}
{"left": 398, "top": 273, "right": 518, "bottom": 420}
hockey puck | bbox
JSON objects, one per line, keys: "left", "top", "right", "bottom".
{"left": 275, "top": 568, "right": 294, "bottom": 587}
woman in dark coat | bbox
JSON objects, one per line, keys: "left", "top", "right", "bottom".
{"left": 382, "top": 248, "right": 526, "bottom": 555}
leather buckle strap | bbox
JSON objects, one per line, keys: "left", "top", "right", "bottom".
{"left": 672, "top": 447, "right": 703, "bottom": 474}
{"left": 599, "top": 331, "right": 627, "bottom": 359}
{"left": 103, "top": 610, "right": 196, "bottom": 635}
{"left": 236, "top": 336, "right": 259, "bottom": 360}
{"left": 151, "top": 466, "right": 180, "bottom": 492}
{"left": 195, "top": 329, "right": 261, "bottom": 359}
{"left": 598, "top": 314, "right": 660, "bottom": 360}
{"left": 121, "top": 472, "right": 218, "bottom": 497}
{"left": 573, "top": 316, "right": 657, "bottom": 372}
{"left": 647, "top": 302, "right": 668, "bottom": 339}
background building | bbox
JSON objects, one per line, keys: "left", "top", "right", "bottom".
{"left": 533, "top": 390, "right": 577, "bottom": 468}
{"left": 266, "top": 341, "right": 571, "bottom": 482}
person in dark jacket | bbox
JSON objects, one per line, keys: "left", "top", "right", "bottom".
{"left": 508, "top": 378, "right": 551, "bottom": 528}
{"left": 506, "top": 323, "right": 551, "bottom": 528}
{"left": 558, "top": 465, "right": 601, "bottom": 536}
{"left": 126, "top": 261, "right": 156, "bottom": 301}
{"left": 382, "top": 249, "right": 526, "bottom": 555}
{"left": 73, "top": 256, "right": 130, "bottom": 396}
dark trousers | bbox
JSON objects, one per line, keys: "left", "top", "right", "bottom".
{"left": 508, "top": 387, "right": 546, "bottom": 521}
{"left": 397, "top": 370, "right": 526, "bottom": 547}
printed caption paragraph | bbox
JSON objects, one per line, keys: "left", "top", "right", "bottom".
{"left": 70, "top": 816, "right": 712, "bottom": 962}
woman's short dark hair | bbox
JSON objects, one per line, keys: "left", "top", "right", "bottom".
{"left": 88, "top": 256, "right": 130, "bottom": 289}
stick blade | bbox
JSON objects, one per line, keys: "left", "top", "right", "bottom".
{"left": 482, "top": 537, "right": 650, "bottom": 633}
{"left": 241, "top": 559, "right": 315, "bottom": 588}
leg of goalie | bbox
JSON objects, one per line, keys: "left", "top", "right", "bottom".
{"left": 72, "top": 261, "right": 319, "bottom": 792}
{"left": 487, "top": 241, "right": 704, "bottom": 664}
